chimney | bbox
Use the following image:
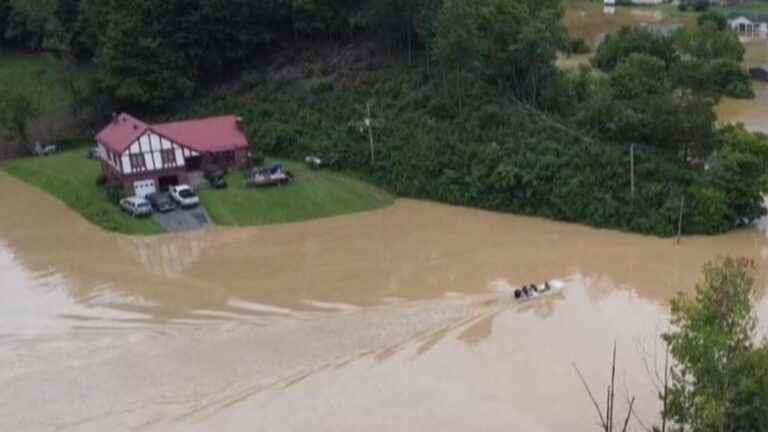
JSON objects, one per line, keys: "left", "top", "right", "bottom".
{"left": 111, "top": 112, "right": 118, "bottom": 124}
{"left": 235, "top": 116, "right": 244, "bottom": 131}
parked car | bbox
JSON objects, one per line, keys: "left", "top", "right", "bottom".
{"left": 119, "top": 196, "right": 153, "bottom": 217}
{"left": 146, "top": 192, "right": 176, "bottom": 213}
{"left": 204, "top": 168, "right": 228, "bottom": 189}
{"left": 169, "top": 185, "right": 200, "bottom": 208}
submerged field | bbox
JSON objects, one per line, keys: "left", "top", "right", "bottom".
{"left": 3, "top": 150, "right": 393, "bottom": 234}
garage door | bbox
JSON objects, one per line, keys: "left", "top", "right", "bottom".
{"left": 133, "top": 179, "right": 157, "bottom": 198}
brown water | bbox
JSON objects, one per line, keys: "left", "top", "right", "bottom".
{"left": 563, "top": 2, "right": 668, "bottom": 47}
{"left": 717, "top": 41, "right": 768, "bottom": 132}
{"left": 2, "top": 169, "right": 768, "bottom": 432}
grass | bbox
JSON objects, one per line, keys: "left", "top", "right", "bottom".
{"left": 0, "top": 51, "right": 76, "bottom": 115}
{"left": 3, "top": 149, "right": 164, "bottom": 235}
{"left": 198, "top": 159, "right": 394, "bottom": 226}
{"left": 3, "top": 150, "right": 393, "bottom": 234}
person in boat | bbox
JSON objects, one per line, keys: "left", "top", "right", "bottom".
{"left": 521, "top": 286, "right": 530, "bottom": 298}
{"left": 542, "top": 281, "right": 552, "bottom": 292}
{"left": 530, "top": 284, "right": 538, "bottom": 294}
{"left": 514, "top": 289, "right": 522, "bottom": 299}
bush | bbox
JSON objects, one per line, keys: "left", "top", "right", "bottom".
{"left": 705, "top": 59, "right": 754, "bottom": 99}
{"left": 95, "top": 173, "right": 107, "bottom": 186}
{"left": 568, "top": 38, "right": 591, "bottom": 55}
{"left": 592, "top": 27, "right": 678, "bottom": 72}
{"left": 692, "top": 0, "right": 710, "bottom": 12}
{"left": 104, "top": 184, "right": 123, "bottom": 204}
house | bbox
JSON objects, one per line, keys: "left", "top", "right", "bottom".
{"left": 96, "top": 113, "right": 249, "bottom": 196}
{"left": 728, "top": 15, "right": 768, "bottom": 40}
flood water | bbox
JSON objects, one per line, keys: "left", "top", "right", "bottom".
{"left": 2, "top": 167, "right": 768, "bottom": 432}
{"left": 2, "top": 7, "right": 768, "bottom": 430}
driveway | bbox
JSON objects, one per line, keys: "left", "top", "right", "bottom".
{"left": 152, "top": 206, "right": 211, "bottom": 232}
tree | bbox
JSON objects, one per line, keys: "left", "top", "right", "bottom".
{"left": 592, "top": 26, "right": 678, "bottom": 72}
{"left": 664, "top": 257, "right": 768, "bottom": 431}
{"left": 432, "top": 0, "right": 481, "bottom": 112}
{"left": 675, "top": 21, "right": 744, "bottom": 63}
{"left": 0, "top": 89, "right": 38, "bottom": 146}
{"left": 707, "top": 126, "right": 768, "bottom": 224}
{"left": 697, "top": 10, "right": 727, "bottom": 31}
{"left": 609, "top": 53, "right": 670, "bottom": 100}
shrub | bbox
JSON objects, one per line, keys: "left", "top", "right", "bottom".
{"left": 568, "top": 38, "right": 591, "bottom": 55}
{"left": 692, "top": 0, "right": 710, "bottom": 12}
{"left": 95, "top": 173, "right": 107, "bottom": 186}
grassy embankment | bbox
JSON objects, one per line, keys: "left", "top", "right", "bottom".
{"left": 3, "top": 149, "right": 393, "bottom": 234}
{"left": 3, "top": 149, "right": 164, "bottom": 235}
{"left": 199, "top": 160, "right": 393, "bottom": 226}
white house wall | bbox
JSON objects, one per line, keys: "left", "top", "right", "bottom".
{"left": 119, "top": 131, "right": 198, "bottom": 175}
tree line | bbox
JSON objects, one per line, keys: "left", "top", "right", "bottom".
{"left": 0, "top": 0, "right": 446, "bottom": 109}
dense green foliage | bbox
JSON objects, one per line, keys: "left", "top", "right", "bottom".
{"left": 3, "top": 149, "right": 163, "bottom": 234}
{"left": 593, "top": 20, "right": 753, "bottom": 99}
{"left": 186, "top": 61, "right": 766, "bottom": 236}
{"left": 199, "top": 159, "right": 393, "bottom": 226}
{"left": 2, "top": 0, "right": 767, "bottom": 236}
{"left": 664, "top": 258, "right": 768, "bottom": 431}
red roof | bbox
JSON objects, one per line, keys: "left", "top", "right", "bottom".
{"left": 96, "top": 113, "right": 249, "bottom": 154}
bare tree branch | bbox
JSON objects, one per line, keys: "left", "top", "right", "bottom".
{"left": 622, "top": 396, "right": 637, "bottom": 432}
{"left": 573, "top": 362, "right": 608, "bottom": 430}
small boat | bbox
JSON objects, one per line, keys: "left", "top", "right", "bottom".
{"left": 514, "top": 282, "right": 557, "bottom": 302}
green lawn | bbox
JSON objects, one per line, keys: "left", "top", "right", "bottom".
{"left": 3, "top": 149, "right": 164, "bottom": 235}
{"left": 3, "top": 150, "right": 394, "bottom": 234}
{"left": 0, "top": 51, "right": 76, "bottom": 115}
{"left": 198, "top": 160, "right": 394, "bottom": 226}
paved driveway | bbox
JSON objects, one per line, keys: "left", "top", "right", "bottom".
{"left": 152, "top": 206, "right": 210, "bottom": 232}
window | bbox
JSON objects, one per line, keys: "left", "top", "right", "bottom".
{"left": 161, "top": 149, "right": 176, "bottom": 167}
{"left": 130, "top": 154, "right": 146, "bottom": 172}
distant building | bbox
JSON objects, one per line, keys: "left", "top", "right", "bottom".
{"left": 728, "top": 15, "right": 768, "bottom": 40}
{"left": 96, "top": 113, "right": 249, "bottom": 197}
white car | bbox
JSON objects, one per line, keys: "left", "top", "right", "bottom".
{"left": 169, "top": 185, "right": 200, "bottom": 208}
{"left": 119, "top": 196, "right": 153, "bottom": 217}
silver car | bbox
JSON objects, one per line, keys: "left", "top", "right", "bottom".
{"left": 120, "top": 196, "right": 153, "bottom": 217}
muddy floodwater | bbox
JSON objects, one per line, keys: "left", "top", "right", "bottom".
{"left": 2, "top": 168, "right": 768, "bottom": 432}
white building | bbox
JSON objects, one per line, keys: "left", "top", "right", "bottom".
{"left": 728, "top": 15, "right": 768, "bottom": 40}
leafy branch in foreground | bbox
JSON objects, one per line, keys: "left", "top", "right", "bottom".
{"left": 579, "top": 257, "right": 768, "bottom": 432}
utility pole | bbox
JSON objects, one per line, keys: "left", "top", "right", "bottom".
{"left": 676, "top": 195, "right": 685, "bottom": 245}
{"left": 366, "top": 101, "right": 375, "bottom": 165}
{"left": 630, "top": 144, "right": 635, "bottom": 198}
